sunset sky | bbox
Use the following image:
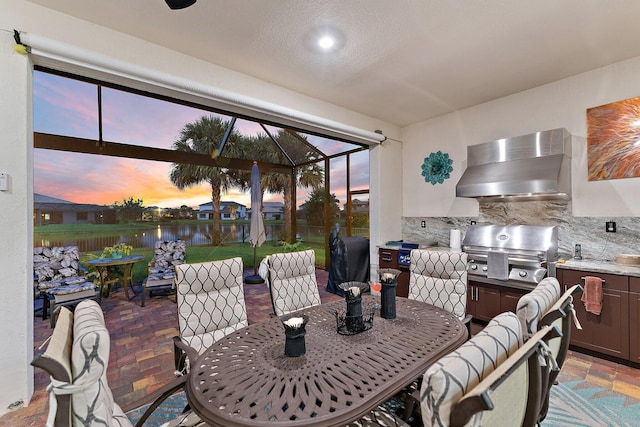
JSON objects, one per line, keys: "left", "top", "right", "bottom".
{"left": 33, "top": 71, "right": 369, "bottom": 210}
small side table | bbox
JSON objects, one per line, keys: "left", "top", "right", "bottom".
{"left": 87, "top": 255, "right": 144, "bottom": 299}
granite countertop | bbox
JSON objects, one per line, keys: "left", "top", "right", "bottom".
{"left": 557, "top": 258, "right": 640, "bottom": 278}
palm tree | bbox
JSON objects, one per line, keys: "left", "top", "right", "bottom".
{"left": 260, "top": 130, "right": 324, "bottom": 242}
{"left": 169, "top": 115, "right": 241, "bottom": 245}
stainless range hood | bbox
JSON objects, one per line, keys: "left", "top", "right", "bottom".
{"left": 456, "top": 128, "right": 572, "bottom": 201}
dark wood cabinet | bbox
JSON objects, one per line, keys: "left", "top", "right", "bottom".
{"left": 559, "top": 269, "right": 630, "bottom": 360}
{"left": 467, "top": 282, "right": 527, "bottom": 322}
{"left": 467, "top": 282, "right": 502, "bottom": 322}
{"left": 378, "top": 248, "right": 409, "bottom": 298}
{"left": 629, "top": 277, "right": 640, "bottom": 363}
{"left": 501, "top": 290, "right": 528, "bottom": 314}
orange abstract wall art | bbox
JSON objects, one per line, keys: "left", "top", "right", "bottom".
{"left": 587, "top": 96, "right": 640, "bottom": 181}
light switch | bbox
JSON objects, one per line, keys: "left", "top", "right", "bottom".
{"left": 0, "top": 173, "right": 7, "bottom": 191}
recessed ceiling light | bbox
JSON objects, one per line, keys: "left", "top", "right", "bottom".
{"left": 318, "top": 35, "right": 335, "bottom": 50}
{"left": 305, "top": 26, "right": 345, "bottom": 53}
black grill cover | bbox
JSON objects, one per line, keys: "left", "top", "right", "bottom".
{"left": 327, "top": 231, "right": 370, "bottom": 296}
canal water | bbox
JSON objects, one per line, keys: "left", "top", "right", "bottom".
{"left": 34, "top": 223, "right": 335, "bottom": 252}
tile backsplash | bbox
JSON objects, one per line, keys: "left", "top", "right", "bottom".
{"left": 402, "top": 201, "right": 640, "bottom": 262}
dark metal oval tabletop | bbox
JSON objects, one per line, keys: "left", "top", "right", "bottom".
{"left": 185, "top": 295, "right": 467, "bottom": 427}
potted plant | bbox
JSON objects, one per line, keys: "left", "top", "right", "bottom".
{"left": 101, "top": 243, "right": 133, "bottom": 259}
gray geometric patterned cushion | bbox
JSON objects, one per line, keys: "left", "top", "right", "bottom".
{"left": 70, "top": 300, "right": 132, "bottom": 426}
{"left": 420, "top": 312, "right": 523, "bottom": 427}
{"left": 175, "top": 258, "right": 248, "bottom": 355}
{"left": 408, "top": 249, "right": 468, "bottom": 320}
{"left": 516, "top": 277, "right": 561, "bottom": 340}
{"left": 268, "top": 250, "right": 321, "bottom": 317}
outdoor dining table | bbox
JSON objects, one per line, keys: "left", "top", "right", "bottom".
{"left": 185, "top": 295, "right": 467, "bottom": 427}
{"left": 87, "top": 255, "right": 144, "bottom": 299}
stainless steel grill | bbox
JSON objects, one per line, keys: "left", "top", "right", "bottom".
{"left": 462, "top": 224, "right": 558, "bottom": 290}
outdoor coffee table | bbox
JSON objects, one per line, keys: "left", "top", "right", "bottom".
{"left": 186, "top": 296, "right": 467, "bottom": 427}
{"left": 87, "top": 255, "right": 144, "bottom": 299}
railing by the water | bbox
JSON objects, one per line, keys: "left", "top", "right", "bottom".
{"left": 34, "top": 223, "right": 369, "bottom": 252}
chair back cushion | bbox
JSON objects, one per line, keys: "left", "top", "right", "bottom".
{"left": 31, "top": 307, "right": 75, "bottom": 426}
{"left": 420, "top": 312, "right": 523, "bottom": 427}
{"left": 451, "top": 326, "right": 556, "bottom": 427}
{"left": 516, "top": 277, "right": 561, "bottom": 340}
{"left": 408, "top": 250, "right": 468, "bottom": 319}
{"left": 175, "top": 258, "right": 248, "bottom": 354}
{"left": 150, "top": 240, "right": 186, "bottom": 271}
{"left": 34, "top": 246, "right": 87, "bottom": 288}
{"left": 71, "top": 300, "right": 132, "bottom": 426}
{"left": 268, "top": 250, "right": 321, "bottom": 316}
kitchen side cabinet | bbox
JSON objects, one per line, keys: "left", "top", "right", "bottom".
{"left": 378, "top": 248, "right": 409, "bottom": 298}
{"left": 560, "top": 269, "right": 630, "bottom": 360}
{"left": 501, "top": 290, "right": 528, "bottom": 314}
{"left": 467, "top": 282, "right": 501, "bottom": 322}
{"left": 630, "top": 277, "right": 640, "bottom": 363}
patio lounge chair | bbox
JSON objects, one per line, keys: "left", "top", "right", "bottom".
{"left": 408, "top": 248, "right": 471, "bottom": 335}
{"left": 420, "top": 311, "right": 547, "bottom": 427}
{"left": 445, "top": 324, "right": 560, "bottom": 427}
{"left": 267, "top": 249, "right": 321, "bottom": 316}
{"left": 31, "top": 299, "right": 200, "bottom": 426}
{"left": 141, "top": 239, "right": 186, "bottom": 306}
{"left": 33, "top": 246, "right": 100, "bottom": 327}
{"left": 173, "top": 257, "right": 249, "bottom": 372}
{"left": 516, "top": 277, "right": 583, "bottom": 422}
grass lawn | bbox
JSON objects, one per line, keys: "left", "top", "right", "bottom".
{"left": 82, "top": 242, "right": 327, "bottom": 284}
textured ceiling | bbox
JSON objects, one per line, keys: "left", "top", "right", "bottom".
{"left": 26, "top": 0, "right": 640, "bottom": 127}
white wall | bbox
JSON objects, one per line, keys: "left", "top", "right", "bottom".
{"left": 0, "top": 0, "right": 402, "bottom": 414}
{"left": 0, "top": 24, "right": 34, "bottom": 413}
{"left": 403, "top": 55, "right": 640, "bottom": 218}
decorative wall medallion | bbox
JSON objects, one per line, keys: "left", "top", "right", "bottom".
{"left": 421, "top": 151, "right": 453, "bottom": 185}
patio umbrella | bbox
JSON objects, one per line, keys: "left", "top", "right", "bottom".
{"left": 245, "top": 161, "right": 266, "bottom": 284}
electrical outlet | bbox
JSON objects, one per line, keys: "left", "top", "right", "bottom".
{"left": 606, "top": 221, "right": 616, "bottom": 232}
{"left": 420, "top": 221, "right": 426, "bottom": 228}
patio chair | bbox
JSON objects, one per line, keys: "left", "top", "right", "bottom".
{"left": 141, "top": 239, "right": 186, "bottom": 306}
{"left": 516, "top": 277, "right": 583, "bottom": 422}
{"left": 446, "top": 324, "right": 560, "bottom": 427}
{"left": 31, "top": 299, "right": 200, "bottom": 427}
{"left": 33, "top": 246, "right": 100, "bottom": 327}
{"left": 420, "top": 312, "right": 523, "bottom": 427}
{"left": 408, "top": 249, "right": 472, "bottom": 336}
{"left": 267, "top": 249, "right": 322, "bottom": 317}
{"left": 173, "top": 257, "right": 249, "bottom": 372}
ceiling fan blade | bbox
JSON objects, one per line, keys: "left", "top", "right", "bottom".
{"left": 165, "top": 0, "right": 196, "bottom": 10}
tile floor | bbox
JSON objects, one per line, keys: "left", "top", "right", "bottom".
{"left": 2, "top": 269, "right": 640, "bottom": 426}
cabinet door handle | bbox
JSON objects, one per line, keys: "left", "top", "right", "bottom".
{"left": 382, "top": 257, "right": 392, "bottom": 262}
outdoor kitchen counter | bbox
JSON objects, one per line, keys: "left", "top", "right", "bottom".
{"left": 557, "top": 259, "right": 640, "bottom": 278}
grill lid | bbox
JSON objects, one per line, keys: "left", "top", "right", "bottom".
{"left": 463, "top": 225, "right": 558, "bottom": 260}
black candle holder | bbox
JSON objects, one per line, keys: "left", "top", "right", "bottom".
{"left": 334, "top": 308, "right": 375, "bottom": 335}
{"left": 380, "top": 282, "right": 397, "bottom": 319}
{"left": 282, "top": 314, "right": 309, "bottom": 357}
{"left": 337, "top": 281, "right": 373, "bottom": 334}
{"left": 379, "top": 269, "right": 401, "bottom": 319}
